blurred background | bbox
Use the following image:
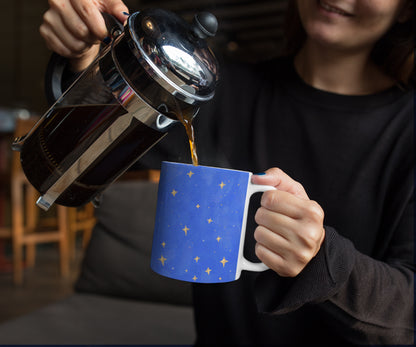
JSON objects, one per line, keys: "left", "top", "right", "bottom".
{"left": 0, "top": 0, "right": 288, "bottom": 324}
{"left": 0, "top": 0, "right": 288, "bottom": 113}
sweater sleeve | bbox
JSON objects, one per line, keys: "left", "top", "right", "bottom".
{"left": 255, "top": 197, "right": 414, "bottom": 345}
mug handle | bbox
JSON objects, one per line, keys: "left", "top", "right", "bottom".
{"left": 240, "top": 177, "right": 276, "bottom": 273}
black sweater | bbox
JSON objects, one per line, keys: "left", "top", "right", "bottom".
{"left": 54, "top": 56, "right": 414, "bottom": 345}
{"left": 144, "top": 57, "right": 414, "bottom": 345}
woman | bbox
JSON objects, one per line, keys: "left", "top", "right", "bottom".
{"left": 40, "top": 0, "right": 414, "bottom": 344}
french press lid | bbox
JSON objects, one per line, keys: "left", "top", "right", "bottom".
{"left": 121, "top": 9, "right": 219, "bottom": 105}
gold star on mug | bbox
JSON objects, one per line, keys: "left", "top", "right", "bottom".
{"left": 159, "top": 255, "right": 167, "bottom": 266}
{"left": 220, "top": 257, "right": 228, "bottom": 267}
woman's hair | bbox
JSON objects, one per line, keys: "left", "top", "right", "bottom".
{"left": 283, "top": 1, "right": 414, "bottom": 88}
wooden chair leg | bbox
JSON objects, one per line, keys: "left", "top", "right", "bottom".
{"left": 12, "top": 239, "right": 23, "bottom": 286}
{"left": 82, "top": 228, "right": 93, "bottom": 250}
{"left": 11, "top": 177, "right": 24, "bottom": 286}
{"left": 57, "top": 206, "right": 70, "bottom": 278}
{"left": 67, "top": 208, "right": 77, "bottom": 262}
{"left": 25, "top": 244, "right": 36, "bottom": 268}
{"left": 24, "top": 184, "right": 38, "bottom": 267}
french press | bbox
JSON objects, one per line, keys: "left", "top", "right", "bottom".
{"left": 12, "top": 9, "right": 219, "bottom": 210}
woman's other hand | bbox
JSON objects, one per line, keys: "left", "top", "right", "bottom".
{"left": 39, "top": 0, "right": 129, "bottom": 71}
{"left": 252, "top": 168, "right": 325, "bottom": 277}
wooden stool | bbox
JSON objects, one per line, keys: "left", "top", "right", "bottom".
{"left": 66, "top": 204, "right": 96, "bottom": 261}
{"left": 9, "top": 116, "right": 67, "bottom": 284}
{"left": 9, "top": 117, "right": 96, "bottom": 285}
{"left": 11, "top": 171, "right": 70, "bottom": 284}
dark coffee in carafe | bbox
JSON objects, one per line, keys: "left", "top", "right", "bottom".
{"left": 20, "top": 104, "right": 164, "bottom": 206}
{"left": 14, "top": 9, "right": 218, "bottom": 210}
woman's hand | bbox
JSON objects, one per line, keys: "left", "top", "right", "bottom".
{"left": 39, "top": 0, "right": 129, "bottom": 71}
{"left": 252, "top": 168, "right": 325, "bottom": 277}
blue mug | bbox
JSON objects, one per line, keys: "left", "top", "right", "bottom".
{"left": 151, "top": 161, "right": 275, "bottom": 283}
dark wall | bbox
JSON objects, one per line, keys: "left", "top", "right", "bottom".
{"left": 135, "top": 0, "right": 288, "bottom": 63}
{"left": 0, "top": 1, "right": 50, "bottom": 114}
{"left": 0, "top": 0, "right": 287, "bottom": 114}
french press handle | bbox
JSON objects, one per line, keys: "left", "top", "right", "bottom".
{"left": 101, "top": 12, "right": 125, "bottom": 39}
{"left": 43, "top": 12, "right": 124, "bottom": 109}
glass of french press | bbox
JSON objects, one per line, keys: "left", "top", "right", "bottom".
{"left": 12, "top": 9, "right": 219, "bottom": 210}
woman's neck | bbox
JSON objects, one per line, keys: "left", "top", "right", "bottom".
{"left": 294, "top": 40, "right": 396, "bottom": 95}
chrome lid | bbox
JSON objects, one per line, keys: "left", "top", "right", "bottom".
{"left": 125, "top": 9, "right": 219, "bottom": 104}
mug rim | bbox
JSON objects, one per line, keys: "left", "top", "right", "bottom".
{"left": 162, "top": 161, "right": 251, "bottom": 174}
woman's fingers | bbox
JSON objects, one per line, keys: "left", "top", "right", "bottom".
{"left": 41, "top": 0, "right": 94, "bottom": 57}
{"left": 41, "top": 0, "right": 130, "bottom": 52}
{"left": 70, "top": 0, "right": 129, "bottom": 39}
{"left": 100, "top": 0, "right": 130, "bottom": 23}
{"left": 40, "top": 0, "right": 129, "bottom": 70}
{"left": 252, "top": 168, "right": 325, "bottom": 277}
{"left": 259, "top": 189, "right": 308, "bottom": 220}
{"left": 252, "top": 167, "right": 309, "bottom": 199}
{"left": 70, "top": 0, "right": 108, "bottom": 40}
{"left": 60, "top": 1, "right": 98, "bottom": 44}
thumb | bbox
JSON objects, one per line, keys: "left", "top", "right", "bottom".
{"left": 101, "top": 0, "right": 130, "bottom": 24}
{"left": 251, "top": 168, "right": 309, "bottom": 199}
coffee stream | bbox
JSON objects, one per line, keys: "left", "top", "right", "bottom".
{"left": 179, "top": 115, "right": 198, "bottom": 167}
{"left": 174, "top": 106, "right": 199, "bottom": 166}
